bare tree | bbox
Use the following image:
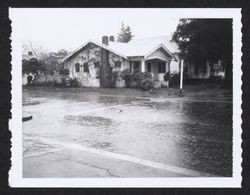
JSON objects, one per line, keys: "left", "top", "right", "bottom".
{"left": 22, "top": 40, "right": 49, "bottom": 60}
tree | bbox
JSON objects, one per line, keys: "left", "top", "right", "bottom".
{"left": 22, "top": 40, "right": 49, "bottom": 60}
{"left": 22, "top": 40, "right": 70, "bottom": 75}
{"left": 117, "top": 22, "right": 134, "bottom": 43}
{"left": 42, "top": 49, "right": 69, "bottom": 75}
{"left": 172, "top": 19, "right": 232, "bottom": 88}
{"left": 22, "top": 58, "right": 46, "bottom": 75}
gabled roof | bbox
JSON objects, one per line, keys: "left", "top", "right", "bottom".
{"left": 61, "top": 40, "right": 128, "bottom": 63}
{"left": 62, "top": 36, "right": 179, "bottom": 63}
{"left": 109, "top": 36, "right": 179, "bottom": 57}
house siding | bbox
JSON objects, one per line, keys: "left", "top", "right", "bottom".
{"left": 170, "top": 53, "right": 180, "bottom": 73}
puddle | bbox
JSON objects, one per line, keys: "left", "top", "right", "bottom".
{"left": 91, "top": 142, "right": 112, "bottom": 149}
{"left": 64, "top": 115, "right": 113, "bottom": 128}
{"left": 23, "top": 100, "right": 42, "bottom": 106}
{"left": 22, "top": 97, "right": 48, "bottom": 106}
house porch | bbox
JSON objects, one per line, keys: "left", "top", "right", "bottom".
{"left": 129, "top": 57, "right": 171, "bottom": 87}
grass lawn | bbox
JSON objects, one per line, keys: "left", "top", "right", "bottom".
{"left": 23, "top": 83, "right": 232, "bottom": 100}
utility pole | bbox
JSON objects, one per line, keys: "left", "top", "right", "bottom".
{"left": 180, "top": 59, "right": 184, "bottom": 95}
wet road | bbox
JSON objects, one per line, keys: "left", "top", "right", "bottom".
{"left": 22, "top": 88, "right": 232, "bottom": 177}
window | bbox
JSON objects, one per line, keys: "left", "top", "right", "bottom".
{"left": 94, "top": 62, "right": 100, "bottom": 78}
{"left": 133, "top": 61, "right": 140, "bottom": 73}
{"left": 84, "top": 63, "right": 89, "bottom": 73}
{"left": 95, "top": 68, "right": 100, "bottom": 78}
{"left": 94, "top": 61, "right": 100, "bottom": 68}
{"left": 75, "top": 63, "right": 80, "bottom": 73}
{"left": 114, "top": 61, "right": 122, "bottom": 68}
{"left": 28, "top": 51, "right": 33, "bottom": 56}
{"left": 158, "top": 62, "right": 166, "bottom": 73}
{"left": 129, "top": 61, "right": 140, "bottom": 73}
{"left": 147, "top": 63, "right": 151, "bottom": 72}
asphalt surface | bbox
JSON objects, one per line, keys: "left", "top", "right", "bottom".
{"left": 22, "top": 88, "right": 232, "bottom": 178}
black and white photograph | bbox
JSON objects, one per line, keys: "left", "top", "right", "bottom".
{"left": 9, "top": 8, "right": 242, "bottom": 187}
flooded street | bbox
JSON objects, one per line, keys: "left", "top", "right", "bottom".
{"left": 22, "top": 88, "right": 232, "bottom": 178}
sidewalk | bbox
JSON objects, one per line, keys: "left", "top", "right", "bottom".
{"left": 23, "top": 136, "right": 214, "bottom": 178}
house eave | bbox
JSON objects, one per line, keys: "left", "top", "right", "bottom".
{"left": 144, "top": 43, "right": 177, "bottom": 61}
{"left": 61, "top": 40, "right": 128, "bottom": 63}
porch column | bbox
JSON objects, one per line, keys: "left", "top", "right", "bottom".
{"left": 165, "top": 61, "right": 169, "bottom": 72}
{"left": 141, "top": 59, "right": 145, "bottom": 72}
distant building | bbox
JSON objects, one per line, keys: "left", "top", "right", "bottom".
{"left": 182, "top": 59, "right": 225, "bottom": 79}
{"left": 22, "top": 51, "right": 36, "bottom": 60}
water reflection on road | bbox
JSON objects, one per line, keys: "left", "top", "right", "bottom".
{"left": 23, "top": 89, "right": 232, "bottom": 177}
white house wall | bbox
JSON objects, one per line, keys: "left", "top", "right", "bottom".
{"left": 147, "top": 50, "right": 179, "bottom": 74}
{"left": 65, "top": 45, "right": 100, "bottom": 87}
{"left": 170, "top": 54, "right": 180, "bottom": 73}
{"left": 109, "top": 52, "right": 130, "bottom": 71}
{"left": 65, "top": 43, "right": 129, "bottom": 87}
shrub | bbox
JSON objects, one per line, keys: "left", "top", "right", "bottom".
{"left": 133, "top": 72, "right": 152, "bottom": 87}
{"left": 59, "top": 68, "right": 69, "bottom": 76}
{"left": 170, "top": 72, "right": 180, "bottom": 87}
{"left": 110, "top": 70, "right": 120, "bottom": 88}
{"left": 60, "top": 77, "right": 68, "bottom": 87}
{"left": 68, "top": 78, "right": 80, "bottom": 87}
{"left": 121, "top": 69, "right": 154, "bottom": 90}
{"left": 121, "top": 69, "right": 132, "bottom": 88}
{"left": 141, "top": 78, "right": 154, "bottom": 90}
{"left": 60, "top": 77, "right": 79, "bottom": 87}
{"left": 164, "top": 72, "right": 170, "bottom": 81}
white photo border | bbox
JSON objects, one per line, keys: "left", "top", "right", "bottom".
{"left": 9, "top": 8, "right": 242, "bottom": 188}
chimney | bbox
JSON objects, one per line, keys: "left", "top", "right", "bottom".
{"left": 109, "top": 35, "right": 114, "bottom": 42}
{"left": 102, "top": 36, "right": 109, "bottom": 46}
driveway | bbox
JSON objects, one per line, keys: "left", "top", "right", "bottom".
{"left": 22, "top": 88, "right": 232, "bottom": 177}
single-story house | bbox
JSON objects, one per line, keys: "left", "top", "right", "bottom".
{"left": 61, "top": 36, "right": 180, "bottom": 88}
{"left": 61, "top": 35, "right": 226, "bottom": 88}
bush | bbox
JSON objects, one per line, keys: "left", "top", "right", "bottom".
{"left": 60, "top": 77, "right": 68, "bottom": 87}
{"left": 121, "top": 69, "right": 133, "bottom": 88}
{"left": 110, "top": 70, "right": 119, "bottom": 88}
{"left": 60, "top": 77, "right": 79, "bottom": 87}
{"left": 164, "top": 72, "right": 170, "bottom": 81}
{"left": 121, "top": 69, "right": 154, "bottom": 90}
{"left": 170, "top": 73, "right": 180, "bottom": 87}
{"left": 59, "top": 68, "right": 69, "bottom": 76}
{"left": 141, "top": 78, "right": 154, "bottom": 90}
{"left": 68, "top": 78, "right": 80, "bottom": 87}
{"left": 132, "top": 72, "right": 152, "bottom": 88}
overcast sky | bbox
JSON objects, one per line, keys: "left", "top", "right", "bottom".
{"left": 15, "top": 9, "right": 180, "bottom": 52}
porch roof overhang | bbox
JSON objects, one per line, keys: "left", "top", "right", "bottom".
{"left": 144, "top": 43, "right": 177, "bottom": 62}
{"left": 145, "top": 57, "right": 169, "bottom": 62}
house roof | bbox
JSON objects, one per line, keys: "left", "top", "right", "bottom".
{"left": 109, "top": 36, "right": 179, "bottom": 57}
{"left": 61, "top": 40, "right": 128, "bottom": 63}
{"left": 62, "top": 36, "right": 179, "bottom": 63}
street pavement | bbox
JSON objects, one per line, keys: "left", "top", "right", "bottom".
{"left": 22, "top": 88, "right": 232, "bottom": 178}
